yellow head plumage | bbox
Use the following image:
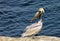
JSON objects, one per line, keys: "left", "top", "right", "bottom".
{"left": 39, "top": 7, "right": 45, "bottom": 13}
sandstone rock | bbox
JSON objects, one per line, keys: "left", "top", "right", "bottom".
{"left": 0, "top": 36, "right": 60, "bottom": 41}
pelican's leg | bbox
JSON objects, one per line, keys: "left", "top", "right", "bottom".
{"left": 31, "top": 35, "right": 37, "bottom": 39}
{"left": 32, "top": 36, "right": 40, "bottom": 39}
{"left": 31, "top": 34, "right": 40, "bottom": 39}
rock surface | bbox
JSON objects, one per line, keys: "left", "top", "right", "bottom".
{"left": 0, "top": 36, "right": 60, "bottom": 41}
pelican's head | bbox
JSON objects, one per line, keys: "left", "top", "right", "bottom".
{"left": 38, "top": 7, "right": 45, "bottom": 13}
{"left": 30, "top": 7, "right": 45, "bottom": 22}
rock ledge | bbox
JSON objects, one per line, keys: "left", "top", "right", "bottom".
{"left": 0, "top": 36, "right": 60, "bottom": 41}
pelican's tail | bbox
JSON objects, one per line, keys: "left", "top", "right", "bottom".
{"left": 21, "top": 33, "right": 30, "bottom": 37}
{"left": 21, "top": 34, "right": 25, "bottom": 37}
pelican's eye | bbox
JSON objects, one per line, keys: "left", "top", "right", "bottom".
{"left": 39, "top": 11, "right": 41, "bottom": 13}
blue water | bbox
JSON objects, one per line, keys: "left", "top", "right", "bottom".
{"left": 0, "top": 0, "right": 60, "bottom": 37}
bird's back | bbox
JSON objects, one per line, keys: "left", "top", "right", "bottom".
{"left": 21, "top": 19, "right": 42, "bottom": 37}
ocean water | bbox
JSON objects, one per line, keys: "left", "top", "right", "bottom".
{"left": 0, "top": 0, "right": 60, "bottom": 37}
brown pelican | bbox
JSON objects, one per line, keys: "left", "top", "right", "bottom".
{"left": 21, "top": 8, "right": 45, "bottom": 37}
